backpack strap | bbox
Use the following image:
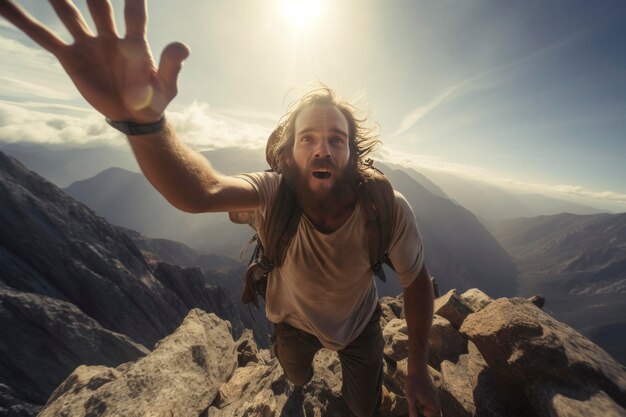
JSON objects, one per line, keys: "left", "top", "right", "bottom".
{"left": 241, "top": 178, "right": 301, "bottom": 307}
{"left": 357, "top": 165, "right": 397, "bottom": 282}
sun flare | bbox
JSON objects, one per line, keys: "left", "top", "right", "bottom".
{"left": 276, "top": 0, "right": 326, "bottom": 31}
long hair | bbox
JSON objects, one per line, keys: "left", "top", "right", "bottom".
{"left": 267, "top": 87, "right": 381, "bottom": 174}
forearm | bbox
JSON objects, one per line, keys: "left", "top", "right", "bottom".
{"left": 404, "top": 264, "right": 434, "bottom": 374}
{"left": 126, "top": 120, "right": 221, "bottom": 213}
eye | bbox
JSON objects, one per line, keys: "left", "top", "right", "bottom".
{"left": 300, "top": 136, "right": 311, "bottom": 142}
{"left": 331, "top": 136, "right": 345, "bottom": 145}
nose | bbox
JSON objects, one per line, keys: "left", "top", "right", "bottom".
{"left": 313, "top": 139, "right": 332, "bottom": 158}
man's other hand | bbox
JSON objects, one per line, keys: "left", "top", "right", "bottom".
{"left": 0, "top": 0, "right": 189, "bottom": 123}
{"left": 406, "top": 368, "right": 441, "bottom": 417}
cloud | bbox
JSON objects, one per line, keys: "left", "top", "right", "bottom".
{"left": 0, "top": 100, "right": 271, "bottom": 150}
{"left": 0, "top": 37, "right": 78, "bottom": 101}
{"left": 496, "top": 179, "right": 626, "bottom": 203}
{"left": 0, "top": 101, "right": 120, "bottom": 146}
{"left": 389, "top": 81, "right": 468, "bottom": 139}
{"left": 167, "top": 102, "right": 271, "bottom": 151}
{"left": 0, "top": 76, "right": 77, "bottom": 101}
{"left": 375, "top": 146, "right": 626, "bottom": 209}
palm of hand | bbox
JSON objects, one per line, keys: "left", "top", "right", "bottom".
{"left": 0, "top": 0, "right": 188, "bottom": 123}
{"left": 60, "top": 37, "right": 161, "bottom": 122}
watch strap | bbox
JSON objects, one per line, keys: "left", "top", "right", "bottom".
{"left": 106, "top": 115, "right": 166, "bottom": 136}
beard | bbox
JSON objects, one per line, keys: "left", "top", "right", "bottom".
{"left": 282, "top": 158, "right": 359, "bottom": 217}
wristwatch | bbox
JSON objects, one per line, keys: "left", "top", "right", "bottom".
{"left": 105, "top": 115, "right": 166, "bottom": 136}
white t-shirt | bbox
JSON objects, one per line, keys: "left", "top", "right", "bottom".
{"left": 237, "top": 171, "right": 424, "bottom": 350}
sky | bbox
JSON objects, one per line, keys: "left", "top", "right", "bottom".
{"left": 1, "top": 0, "right": 625, "bottom": 212}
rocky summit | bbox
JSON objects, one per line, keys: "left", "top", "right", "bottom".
{"left": 35, "top": 290, "right": 626, "bottom": 417}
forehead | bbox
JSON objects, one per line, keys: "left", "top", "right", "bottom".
{"left": 294, "top": 104, "right": 349, "bottom": 135}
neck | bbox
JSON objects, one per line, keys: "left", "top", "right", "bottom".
{"left": 302, "top": 190, "right": 358, "bottom": 234}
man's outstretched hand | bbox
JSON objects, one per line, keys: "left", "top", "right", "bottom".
{"left": 0, "top": 0, "right": 189, "bottom": 123}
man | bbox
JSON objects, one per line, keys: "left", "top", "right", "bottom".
{"left": 0, "top": 1, "right": 441, "bottom": 416}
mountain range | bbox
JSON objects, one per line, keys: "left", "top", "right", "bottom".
{"left": 385, "top": 163, "right": 606, "bottom": 223}
{"left": 63, "top": 149, "right": 520, "bottom": 298}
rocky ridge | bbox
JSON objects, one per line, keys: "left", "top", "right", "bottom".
{"left": 36, "top": 289, "right": 626, "bottom": 417}
{"left": 0, "top": 151, "right": 255, "bottom": 415}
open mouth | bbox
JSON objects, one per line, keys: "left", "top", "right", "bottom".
{"left": 312, "top": 171, "right": 332, "bottom": 179}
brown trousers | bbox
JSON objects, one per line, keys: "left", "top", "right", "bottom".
{"left": 271, "top": 304, "right": 384, "bottom": 417}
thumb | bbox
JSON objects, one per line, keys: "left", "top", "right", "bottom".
{"left": 157, "top": 41, "right": 190, "bottom": 97}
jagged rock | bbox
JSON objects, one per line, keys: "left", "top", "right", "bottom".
{"left": 460, "top": 297, "right": 626, "bottom": 415}
{"left": 385, "top": 358, "right": 467, "bottom": 417}
{"left": 0, "top": 383, "right": 40, "bottom": 417}
{"left": 433, "top": 289, "right": 473, "bottom": 329}
{"left": 237, "top": 389, "right": 277, "bottom": 417}
{"left": 383, "top": 319, "right": 409, "bottom": 362}
{"left": 0, "top": 285, "right": 147, "bottom": 408}
{"left": 459, "top": 288, "right": 493, "bottom": 312}
{"left": 429, "top": 315, "right": 467, "bottom": 370}
{"left": 0, "top": 153, "right": 190, "bottom": 349}
{"left": 236, "top": 329, "right": 261, "bottom": 367}
{"left": 531, "top": 382, "right": 626, "bottom": 417}
{"left": 38, "top": 309, "right": 238, "bottom": 417}
{"left": 440, "top": 356, "right": 473, "bottom": 417}
{"left": 213, "top": 364, "right": 275, "bottom": 409}
{"left": 440, "top": 342, "right": 505, "bottom": 417}
{"left": 528, "top": 294, "right": 545, "bottom": 309}
{"left": 209, "top": 349, "right": 353, "bottom": 417}
{"left": 380, "top": 295, "right": 404, "bottom": 326}
{"left": 153, "top": 262, "right": 246, "bottom": 338}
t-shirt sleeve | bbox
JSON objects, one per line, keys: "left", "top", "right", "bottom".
{"left": 387, "top": 191, "right": 425, "bottom": 288}
{"left": 234, "top": 171, "right": 280, "bottom": 230}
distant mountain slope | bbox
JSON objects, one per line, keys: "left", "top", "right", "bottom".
{"left": 379, "top": 163, "right": 519, "bottom": 297}
{"left": 0, "top": 142, "right": 138, "bottom": 187}
{"left": 64, "top": 167, "right": 252, "bottom": 257}
{"left": 491, "top": 213, "right": 626, "bottom": 364}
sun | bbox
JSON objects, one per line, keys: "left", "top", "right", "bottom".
{"left": 276, "top": 0, "right": 326, "bottom": 31}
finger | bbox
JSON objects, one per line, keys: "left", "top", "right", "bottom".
{"left": 157, "top": 42, "right": 190, "bottom": 96}
{"left": 49, "top": 0, "right": 94, "bottom": 39}
{"left": 124, "top": 0, "right": 147, "bottom": 39}
{"left": 0, "top": 1, "right": 66, "bottom": 54}
{"left": 86, "top": 0, "right": 118, "bottom": 36}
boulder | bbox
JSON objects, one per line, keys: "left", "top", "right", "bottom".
{"left": 433, "top": 289, "right": 473, "bottom": 329}
{"left": 428, "top": 315, "right": 467, "bottom": 370}
{"left": 383, "top": 319, "right": 409, "bottom": 362}
{"left": 460, "top": 297, "right": 626, "bottom": 415}
{"left": 459, "top": 288, "right": 493, "bottom": 312}
{"left": 531, "top": 382, "right": 626, "bottom": 417}
{"left": 440, "top": 342, "right": 505, "bottom": 417}
{"left": 38, "top": 309, "right": 238, "bottom": 417}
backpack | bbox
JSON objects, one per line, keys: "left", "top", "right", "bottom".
{"left": 229, "top": 128, "right": 397, "bottom": 308}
